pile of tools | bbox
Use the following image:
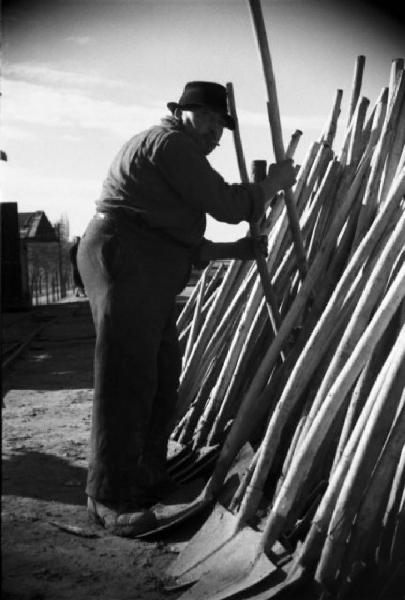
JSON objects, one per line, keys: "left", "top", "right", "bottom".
{"left": 148, "top": 2, "right": 405, "bottom": 598}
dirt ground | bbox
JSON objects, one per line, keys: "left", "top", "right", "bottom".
{"left": 1, "top": 299, "right": 196, "bottom": 600}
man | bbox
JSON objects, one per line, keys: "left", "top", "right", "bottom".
{"left": 69, "top": 236, "right": 86, "bottom": 297}
{"left": 78, "top": 81, "right": 296, "bottom": 536}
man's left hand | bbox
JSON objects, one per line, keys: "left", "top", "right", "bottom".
{"left": 232, "top": 235, "right": 268, "bottom": 260}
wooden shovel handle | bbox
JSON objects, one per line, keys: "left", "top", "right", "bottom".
{"left": 248, "top": 0, "right": 308, "bottom": 281}
{"left": 251, "top": 221, "right": 282, "bottom": 330}
{"left": 226, "top": 82, "right": 281, "bottom": 331}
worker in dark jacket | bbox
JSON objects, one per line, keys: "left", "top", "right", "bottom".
{"left": 78, "top": 81, "right": 296, "bottom": 536}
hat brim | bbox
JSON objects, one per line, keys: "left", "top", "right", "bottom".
{"left": 167, "top": 102, "right": 235, "bottom": 130}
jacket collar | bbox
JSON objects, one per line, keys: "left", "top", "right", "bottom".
{"left": 160, "top": 115, "right": 205, "bottom": 155}
{"left": 160, "top": 115, "right": 183, "bottom": 130}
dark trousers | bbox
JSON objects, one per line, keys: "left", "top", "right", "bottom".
{"left": 77, "top": 214, "right": 190, "bottom": 505}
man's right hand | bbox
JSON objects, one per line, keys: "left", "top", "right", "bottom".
{"left": 258, "top": 158, "right": 297, "bottom": 209}
{"left": 267, "top": 159, "right": 297, "bottom": 191}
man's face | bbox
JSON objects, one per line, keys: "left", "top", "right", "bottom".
{"left": 179, "top": 107, "right": 225, "bottom": 155}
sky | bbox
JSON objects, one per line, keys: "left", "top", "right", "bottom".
{"left": 1, "top": 0, "right": 404, "bottom": 241}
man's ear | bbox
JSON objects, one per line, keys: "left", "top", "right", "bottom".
{"left": 173, "top": 107, "right": 183, "bottom": 120}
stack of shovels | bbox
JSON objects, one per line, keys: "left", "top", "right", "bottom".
{"left": 138, "top": 1, "right": 405, "bottom": 598}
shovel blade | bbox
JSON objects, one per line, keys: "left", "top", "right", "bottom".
{"left": 165, "top": 503, "right": 237, "bottom": 586}
{"left": 172, "top": 445, "right": 220, "bottom": 484}
{"left": 135, "top": 478, "right": 210, "bottom": 539}
{"left": 231, "top": 560, "right": 306, "bottom": 600}
{"left": 165, "top": 443, "right": 256, "bottom": 584}
{"left": 177, "top": 528, "right": 278, "bottom": 600}
{"left": 167, "top": 439, "right": 188, "bottom": 461}
{"left": 137, "top": 442, "right": 254, "bottom": 539}
{"left": 167, "top": 447, "right": 194, "bottom": 474}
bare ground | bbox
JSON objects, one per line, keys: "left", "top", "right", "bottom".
{"left": 1, "top": 300, "right": 194, "bottom": 600}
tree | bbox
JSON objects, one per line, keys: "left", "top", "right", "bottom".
{"left": 53, "top": 213, "right": 71, "bottom": 298}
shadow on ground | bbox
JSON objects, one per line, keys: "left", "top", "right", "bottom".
{"left": 2, "top": 450, "right": 87, "bottom": 506}
{"left": 3, "top": 301, "right": 95, "bottom": 393}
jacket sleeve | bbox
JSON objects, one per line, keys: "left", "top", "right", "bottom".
{"left": 149, "top": 130, "right": 265, "bottom": 224}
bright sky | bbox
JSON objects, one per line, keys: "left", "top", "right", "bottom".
{"left": 1, "top": 0, "right": 404, "bottom": 241}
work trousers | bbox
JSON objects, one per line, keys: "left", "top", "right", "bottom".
{"left": 77, "top": 213, "right": 191, "bottom": 506}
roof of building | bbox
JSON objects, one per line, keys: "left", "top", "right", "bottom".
{"left": 18, "top": 211, "right": 58, "bottom": 242}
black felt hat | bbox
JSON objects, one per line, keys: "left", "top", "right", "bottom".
{"left": 167, "top": 81, "right": 235, "bottom": 130}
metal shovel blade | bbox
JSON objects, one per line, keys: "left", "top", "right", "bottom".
{"left": 167, "top": 438, "right": 222, "bottom": 484}
{"left": 167, "top": 439, "right": 193, "bottom": 469}
{"left": 167, "top": 439, "right": 189, "bottom": 461}
{"left": 218, "top": 559, "right": 307, "bottom": 600}
{"left": 136, "top": 443, "right": 254, "bottom": 539}
{"left": 165, "top": 443, "right": 256, "bottom": 585}
{"left": 170, "top": 444, "right": 221, "bottom": 484}
{"left": 164, "top": 503, "right": 238, "bottom": 589}
{"left": 177, "top": 527, "right": 279, "bottom": 600}
{"left": 134, "top": 478, "right": 211, "bottom": 539}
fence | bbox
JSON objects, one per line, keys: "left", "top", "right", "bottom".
{"left": 30, "top": 269, "right": 73, "bottom": 306}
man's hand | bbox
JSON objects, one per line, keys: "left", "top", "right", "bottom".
{"left": 254, "top": 235, "right": 269, "bottom": 258}
{"left": 193, "top": 236, "right": 268, "bottom": 266}
{"left": 232, "top": 235, "right": 268, "bottom": 260}
{"left": 259, "top": 159, "right": 297, "bottom": 207}
{"left": 267, "top": 159, "right": 297, "bottom": 191}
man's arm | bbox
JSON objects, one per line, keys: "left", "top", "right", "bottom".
{"left": 193, "top": 237, "right": 268, "bottom": 268}
{"left": 152, "top": 131, "right": 269, "bottom": 224}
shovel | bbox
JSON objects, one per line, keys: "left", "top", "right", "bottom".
{"left": 168, "top": 167, "right": 405, "bottom": 595}
{"left": 226, "top": 82, "right": 283, "bottom": 335}
{"left": 168, "top": 414, "right": 238, "bottom": 486}
{"left": 163, "top": 163, "right": 405, "bottom": 583}
{"left": 173, "top": 230, "right": 405, "bottom": 600}
{"left": 247, "top": 0, "right": 308, "bottom": 283}
{"left": 167, "top": 441, "right": 221, "bottom": 486}
{"left": 163, "top": 266, "right": 352, "bottom": 588}
{"left": 163, "top": 295, "right": 340, "bottom": 589}
{"left": 164, "top": 407, "right": 288, "bottom": 590}
{"left": 135, "top": 442, "right": 255, "bottom": 539}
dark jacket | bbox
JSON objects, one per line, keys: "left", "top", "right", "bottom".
{"left": 96, "top": 117, "right": 264, "bottom": 248}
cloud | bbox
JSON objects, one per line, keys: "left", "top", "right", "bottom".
{"left": 2, "top": 63, "right": 328, "bottom": 145}
{"left": 2, "top": 78, "right": 163, "bottom": 140}
{"left": 239, "top": 108, "right": 328, "bottom": 134}
{"left": 3, "top": 62, "right": 128, "bottom": 90}
{"left": 0, "top": 123, "right": 38, "bottom": 142}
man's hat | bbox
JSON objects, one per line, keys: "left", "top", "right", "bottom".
{"left": 167, "top": 81, "right": 235, "bottom": 130}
